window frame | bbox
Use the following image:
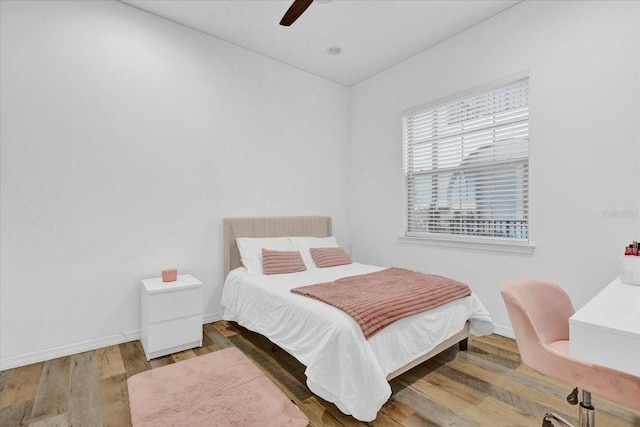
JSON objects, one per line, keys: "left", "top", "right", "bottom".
{"left": 401, "top": 72, "right": 534, "bottom": 254}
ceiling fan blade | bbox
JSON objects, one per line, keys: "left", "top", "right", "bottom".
{"left": 280, "top": 0, "right": 314, "bottom": 26}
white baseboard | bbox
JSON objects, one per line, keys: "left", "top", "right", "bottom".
{"left": 491, "top": 323, "right": 515, "bottom": 339}
{"left": 2, "top": 313, "right": 511, "bottom": 371}
{"left": 0, "top": 329, "right": 141, "bottom": 371}
{"left": 203, "top": 310, "right": 224, "bottom": 324}
{"left": 1, "top": 311, "right": 226, "bottom": 371}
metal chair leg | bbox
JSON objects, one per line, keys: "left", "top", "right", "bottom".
{"left": 543, "top": 412, "right": 574, "bottom": 427}
{"left": 578, "top": 390, "right": 595, "bottom": 427}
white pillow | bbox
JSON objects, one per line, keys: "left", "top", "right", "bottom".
{"left": 236, "top": 237, "right": 297, "bottom": 275}
{"left": 289, "top": 236, "right": 340, "bottom": 269}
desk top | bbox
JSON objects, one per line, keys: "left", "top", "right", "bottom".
{"left": 570, "top": 276, "right": 640, "bottom": 339}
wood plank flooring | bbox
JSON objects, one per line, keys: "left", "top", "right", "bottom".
{"left": 1, "top": 321, "right": 639, "bottom": 427}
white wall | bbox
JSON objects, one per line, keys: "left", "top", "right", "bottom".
{"left": 0, "top": 0, "right": 349, "bottom": 368}
{"left": 2, "top": 0, "right": 638, "bottom": 370}
{"left": 348, "top": 0, "right": 640, "bottom": 336}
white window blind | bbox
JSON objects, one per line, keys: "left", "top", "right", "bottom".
{"left": 403, "top": 77, "right": 529, "bottom": 242}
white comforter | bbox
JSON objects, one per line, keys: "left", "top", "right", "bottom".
{"left": 221, "top": 263, "right": 494, "bottom": 422}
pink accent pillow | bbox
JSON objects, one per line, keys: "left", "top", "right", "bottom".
{"left": 262, "top": 249, "right": 306, "bottom": 275}
{"left": 310, "top": 247, "right": 352, "bottom": 268}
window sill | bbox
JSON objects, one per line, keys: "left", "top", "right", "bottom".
{"left": 398, "top": 234, "right": 535, "bottom": 255}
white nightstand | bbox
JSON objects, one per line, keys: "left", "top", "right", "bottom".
{"left": 140, "top": 274, "right": 203, "bottom": 360}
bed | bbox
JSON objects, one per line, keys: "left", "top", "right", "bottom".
{"left": 220, "top": 216, "right": 494, "bottom": 422}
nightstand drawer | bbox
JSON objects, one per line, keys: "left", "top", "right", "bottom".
{"left": 147, "top": 315, "right": 202, "bottom": 351}
{"left": 148, "top": 287, "right": 201, "bottom": 323}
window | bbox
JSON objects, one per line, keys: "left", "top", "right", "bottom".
{"left": 403, "top": 77, "right": 529, "bottom": 244}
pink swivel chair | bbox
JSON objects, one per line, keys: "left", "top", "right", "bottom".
{"left": 501, "top": 280, "right": 640, "bottom": 427}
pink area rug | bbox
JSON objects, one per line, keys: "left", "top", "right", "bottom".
{"left": 128, "top": 347, "right": 309, "bottom": 427}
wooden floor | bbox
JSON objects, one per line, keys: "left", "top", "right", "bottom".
{"left": 1, "top": 322, "right": 639, "bottom": 427}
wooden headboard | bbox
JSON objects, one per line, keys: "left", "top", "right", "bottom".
{"left": 223, "top": 216, "right": 332, "bottom": 278}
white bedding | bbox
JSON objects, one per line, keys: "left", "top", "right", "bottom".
{"left": 221, "top": 263, "right": 494, "bottom": 422}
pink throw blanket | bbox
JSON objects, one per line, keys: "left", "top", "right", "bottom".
{"left": 291, "top": 268, "right": 471, "bottom": 339}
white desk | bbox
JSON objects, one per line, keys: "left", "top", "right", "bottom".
{"left": 569, "top": 276, "right": 640, "bottom": 377}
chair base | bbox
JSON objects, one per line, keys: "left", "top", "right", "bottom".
{"left": 542, "top": 389, "right": 595, "bottom": 427}
{"left": 578, "top": 401, "right": 595, "bottom": 427}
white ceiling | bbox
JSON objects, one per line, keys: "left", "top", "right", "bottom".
{"left": 121, "top": 0, "right": 521, "bottom": 87}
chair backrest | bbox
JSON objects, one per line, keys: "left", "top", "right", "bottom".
{"left": 500, "top": 280, "right": 575, "bottom": 367}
